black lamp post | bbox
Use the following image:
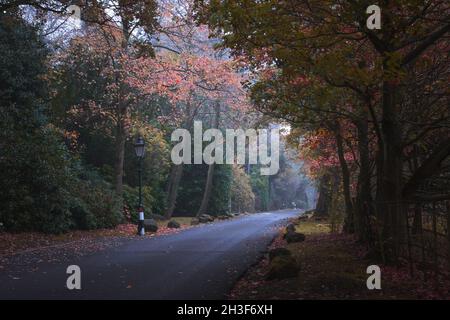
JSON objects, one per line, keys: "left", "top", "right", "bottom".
{"left": 134, "top": 136, "right": 145, "bottom": 236}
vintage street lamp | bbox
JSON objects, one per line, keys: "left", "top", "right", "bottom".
{"left": 134, "top": 136, "right": 145, "bottom": 236}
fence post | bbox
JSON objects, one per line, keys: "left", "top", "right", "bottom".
{"left": 432, "top": 202, "right": 438, "bottom": 287}
{"left": 419, "top": 202, "right": 427, "bottom": 282}
{"left": 447, "top": 201, "right": 450, "bottom": 268}
{"left": 404, "top": 202, "right": 413, "bottom": 277}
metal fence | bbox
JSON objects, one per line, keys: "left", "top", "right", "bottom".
{"left": 400, "top": 201, "right": 450, "bottom": 283}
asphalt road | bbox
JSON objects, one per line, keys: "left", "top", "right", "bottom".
{"left": 0, "top": 210, "right": 299, "bottom": 300}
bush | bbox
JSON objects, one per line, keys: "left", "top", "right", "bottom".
{"left": 123, "top": 185, "right": 154, "bottom": 223}
{"left": 69, "top": 167, "right": 123, "bottom": 230}
{"left": 231, "top": 166, "right": 255, "bottom": 213}
{"left": 175, "top": 164, "right": 232, "bottom": 216}
{"left": 208, "top": 165, "right": 232, "bottom": 215}
{"left": 85, "top": 187, "right": 123, "bottom": 229}
{"left": 0, "top": 126, "right": 76, "bottom": 234}
{"left": 70, "top": 196, "right": 96, "bottom": 230}
{"left": 0, "top": 16, "right": 76, "bottom": 233}
{"left": 250, "top": 166, "right": 270, "bottom": 211}
{"left": 0, "top": 128, "right": 125, "bottom": 233}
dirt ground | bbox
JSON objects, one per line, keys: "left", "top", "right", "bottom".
{"left": 229, "top": 219, "right": 450, "bottom": 300}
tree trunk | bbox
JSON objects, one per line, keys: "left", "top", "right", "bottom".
{"left": 356, "top": 116, "right": 372, "bottom": 241}
{"left": 113, "top": 11, "right": 131, "bottom": 199}
{"left": 360, "top": 0, "right": 449, "bottom": 262}
{"left": 114, "top": 115, "right": 126, "bottom": 196}
{"left": 381, "top": 76, "right": 404, "bottom": 260}
{"left": 375, "top": 149, "right": 384, "bottom": 218}
{"left": 197, "top": 102, "right": 221, "bottom": 217}
{"left": 412, "top": 204, "right": 423, "bottom": 235}
{"left": 165, "top": 164, "right": 184, "bottom": 219}
{"left": 402, "top": 138, "right": 450, "bottom": 198}
{"left": 315, "top": 174, "right": 331, "bottom": 217}
{"left": 411, "top": 146, "right": 422, "bottom": 235}
{"left": 164, "top": 105, "right": 197, "bottom": 219}
{"left": 334, "top": 124, "right": 354, "bottom": 233}
{"left": 197, "top": 163, "right": 216, "bottom": 217}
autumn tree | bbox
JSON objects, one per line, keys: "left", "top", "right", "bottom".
{"left": 196, "top": 0, "right": 450, "bottom": 258}
{"left": 137, "top": 0, "right": 251, "bottom": 218}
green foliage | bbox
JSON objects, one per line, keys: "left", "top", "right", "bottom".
{"left": 174, "top": 164, "right": 232, "bottom": 216}
{"left": 125, "top": 124, "right": 171, "bottom": 215}
{"left": 0, "top": 15, "right": 73, "bottom": 233}
{"left": 231, "top": 166, "right": 255, "bottom": 213}
{"left": 123, "top": 185, "right": 154, "bottom": 223}
{"left": 250, "top": 166, "right": 270, "bottom": 212}
{"left": 0, "top": 124, "right": 76, "bottom": 233}
{"left": 175, "top": 165, "right": 207, "bottom": 216}
{"left": 69, "top": 167, "right": 123, "bottom": 230}
{"left": 52, "top": 36, "right": 172, "bottom": 217}
{"left": 0, "top": 15, "right": 123, "bottom": 234}
{"left": 208, "top": 165, "right": 232, "bottom": 215}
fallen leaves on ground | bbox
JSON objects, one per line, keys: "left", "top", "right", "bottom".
{"left": 229, "top": 219, "right": 450, "bottom": 300}
{"left": 0, "top": 221, "right": 192, "bottom": 258}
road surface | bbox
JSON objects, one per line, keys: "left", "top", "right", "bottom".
{"left": 0, "top": 210, "right": 299, "bottom": 300}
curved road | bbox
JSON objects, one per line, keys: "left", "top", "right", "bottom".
{"left": 0, "top": 210, "right": 299, "bottom": 300}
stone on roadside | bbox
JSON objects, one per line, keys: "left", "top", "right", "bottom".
{"left": 198, "top": 214, "right": 214, "bottom": 223}
{"left": 286, "top": 223, "right": 296, "bottom": 233}
{"left": 265, "top": 255, "right": 299, "bottom": 280}
{"left": 143, "top": 219, "right": 158, "bottom": 233}
{"left": 167, "top": 220, "right": 180, "bottom": 229}
{"left": 191, "top": 218, "right": 200, "bottom": 225}
{"left": 268, "top": 247, "right": 292, "bottom": 261}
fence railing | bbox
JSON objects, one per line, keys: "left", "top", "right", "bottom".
{"left": 371, "top": 200, "right": 450, "bottom": 283}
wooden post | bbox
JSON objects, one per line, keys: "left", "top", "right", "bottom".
{"left": 419, "top": 202, "right": 427, "bottom": 282}
{"left": 432, "top": 202, "right": 438, "bottom": 287}
{"left": 446, "top": 201, "right": 450, "bottom": 268}
{"left": 404, "top": 202, "right": 413, "bottom": 277}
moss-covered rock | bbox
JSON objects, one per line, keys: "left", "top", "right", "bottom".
{"left": 266, "top": 255, "right": 299, "bottom": 280}
{"left": 268, "top": 247, "right": 292, "bottom": 261}
{"left": 167, "top": 220, "right": 180, "bottom": 229}
{"left": 144, "top": 219, "right": 158, "bottom": 232}
{"left": 284, "top": 231, "right": 306, "bottom": 243}
{"left": 286, "top": 223, "right": 296, "bottom": 233}
{"left": 198, "top": 214, "right": 214, "bottom": 223}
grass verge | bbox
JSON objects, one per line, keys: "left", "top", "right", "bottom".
{"left": 229, "top": 218, "right": 449, "bottom": 300}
